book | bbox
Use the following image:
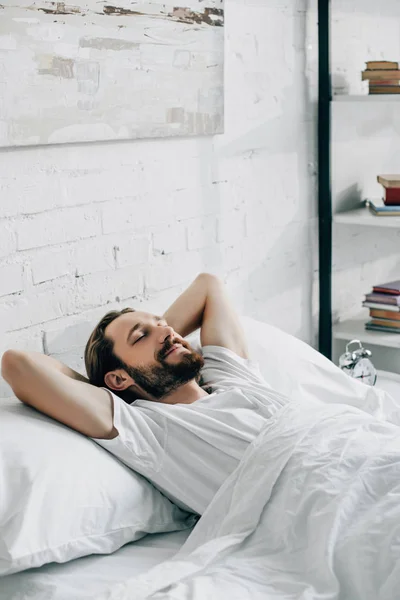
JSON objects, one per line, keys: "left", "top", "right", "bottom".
{"left": 366, "top": 322, "right": 400, "bottom": 334}
{"left": 366, "top": 200, "right": 400, "bottom": 216}
{"left": 367, "top": 199, "right": 400, "bottom": 210}
{"left": 363, "top": 302, "right": 400, "bottom": 311}
{"left": 365, "top": 292, "right": 400, "bottom": 304}
{"left": 369, "top": 86, "right": 400, "bottom": 94}
{"left": 373, "top": 280, "right": 400, "bottom": 295}
{"left": 383, "top": 189, "right": 400, "bottom": 204}
{"left": 365, "top": 292, "right": 400, "bottom": 303}
{"left": 362, "top": 70, "right": 400, "bottom": 80}
{"left": 370, "top": 318, "right": 400, "bottom": 329}
{"left": 369, "top": 81, "right": 400, "bottom": 87}
{"left": 377, "top": 176, "right": 400, "bottom": 204}
{"left": 370, "top": 308, "right": 400, "bottom": 320}
{"left": 377, "top": 175, "right": 400, "bottom": 188}
{"left": 366, "top": 61, "right": 398, "bottom": 70}
{"left": 365, "top": 292, "right": 400, "bottom": 305}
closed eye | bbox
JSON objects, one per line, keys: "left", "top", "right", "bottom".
{"left": 134, "top": 332, "right": 147, "bottom": 344}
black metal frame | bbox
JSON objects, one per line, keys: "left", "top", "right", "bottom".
{"left": 317, "top": 0, "right": 332, "bottom": 358}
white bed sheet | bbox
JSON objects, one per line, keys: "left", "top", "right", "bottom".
{"left": 0, "top": 529, "right": 192, "bottom": 600}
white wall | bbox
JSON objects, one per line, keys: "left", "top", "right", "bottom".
{"left": 0, "top": 0, "right": 316, "bottom": 397}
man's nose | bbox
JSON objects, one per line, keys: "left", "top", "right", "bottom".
{"left": 158, "top": 324, "right": 175, "bottom": 343}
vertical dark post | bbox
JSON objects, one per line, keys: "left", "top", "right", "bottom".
{"left": 318, "top": 0, "right": 332, "bottom": 358}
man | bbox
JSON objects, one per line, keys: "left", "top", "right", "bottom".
{"left": 2, "top": 273, "right": 288, "bottom": 514}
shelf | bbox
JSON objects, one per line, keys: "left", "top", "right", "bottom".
{"left": 333, "top": 95, "right": 400, "bottom": 102}
{"left": 377, "top": 369, "right": 400, "bottom": 384}
{"left": 333, "top": 318, "right": 400, "bottom": 349}
{"left": 333, "top": 207, "right": 400, "bottom": 228}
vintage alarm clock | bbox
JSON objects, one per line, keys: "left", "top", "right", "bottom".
{"left": 339, "top": 339, "right": 377, "bottom": 386}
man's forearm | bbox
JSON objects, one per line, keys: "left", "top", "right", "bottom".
{"left": 2, "top": 350, "right": 89, "bottom": 387}
{"left": 162, "top": 273, "right": 212, "bottom": 338}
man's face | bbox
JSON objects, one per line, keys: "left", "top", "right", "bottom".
{"left": 105, "top": 311, "right": 204, "bottom": 400}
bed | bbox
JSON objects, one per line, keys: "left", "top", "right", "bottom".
{"left": 0, "top": 529, "right": 192, "bottom": 600}
{"left": 1, "top": 316, "right": 400, "bottom": 600}
{"left": 2, "top": 370, "right": 400, "bottom": 600}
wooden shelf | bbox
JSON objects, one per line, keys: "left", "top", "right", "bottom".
{"left": 333, "top": 318, "right": 400, "bottom": 349}
{"left": 333, "top": 95, "right": 400, "bottom": 102}
{"left": 333, "top": 207, "right": 400, "bottom": 228}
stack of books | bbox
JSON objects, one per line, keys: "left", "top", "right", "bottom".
{"left": 363, "top": 280, "right": 400, "bottom": 334}
{"left": 377, "top": 174, "right": 400, "bottom": 204}
{"left": 366, "top": 174, "right": 400, "bottom": 216}
{"left": 362, "top": 61, "right": 400, "bottom": 94}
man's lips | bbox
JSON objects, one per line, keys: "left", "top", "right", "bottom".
{"left": 164, "top": 343, "right": 182, "bottom": 357}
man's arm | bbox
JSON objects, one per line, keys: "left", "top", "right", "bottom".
{"left": 162, "top": 273, "right": 209, "bottom": 338}
{"left": 1, "top": 350, "right": 116, "bottom": 439}
{"left": 163, "top": 272, "right": 249, "bottom": 359}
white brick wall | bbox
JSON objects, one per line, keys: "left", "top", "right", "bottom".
{"left": 0, "top": 264, "right": 24, "bottom": 297}
{"left": 187, "top": 216, "right": 218, "bottom": 251}
{"left": 0, "top": 0, "right": 317, "bottom": 397}
{"left": 0, "top": 221, "right": 16, "bottom": 257}
{"left": 17, "top": 206, "right": 101, "bottom": 250}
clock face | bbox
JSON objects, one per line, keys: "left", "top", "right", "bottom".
{"left": 352, "top": 358, "right": 377, "bottom": 386}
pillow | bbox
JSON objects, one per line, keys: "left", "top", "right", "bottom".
{"left": 187, "top": 315, "right": 397, "bottom": 423}
{"left": 0, "top": 399, "right": 196, "bottom": 576}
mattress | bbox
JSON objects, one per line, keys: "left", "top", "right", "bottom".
{"left": 0, "top": 529, "right": 192, "bottom": 600}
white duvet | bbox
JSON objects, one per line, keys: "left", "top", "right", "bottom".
{"left": 96, "top": 397, "right": 400, "bottom": 600}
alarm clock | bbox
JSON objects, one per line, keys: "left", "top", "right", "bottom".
{"left": 339, "top": 339, "right": 377, "bottom": 386}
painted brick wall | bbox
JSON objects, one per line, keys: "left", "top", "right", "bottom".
{"left": 0, "top": 0, "right": 316, "bottom": 397}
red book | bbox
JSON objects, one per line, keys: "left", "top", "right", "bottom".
{"left": 370, "top": 308, "right": 400, "bottom": 320}
{"left": 369, "top": 80, "right": 400, "bottom": 86}
{"left": 383, "top": 187, "right": 400, "bottom": 204}
{"left": 377, "top": 175, "right": 400, "bottom": 204}
{"left": 373, "top": 280, "right": 400, "bottom": 295}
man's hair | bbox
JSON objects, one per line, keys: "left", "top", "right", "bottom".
{"left": 84, "top": 308, "right": 136, "bottom": 388}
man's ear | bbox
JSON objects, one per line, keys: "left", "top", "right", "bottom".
{"left": 104, "top": 369, "right": 134, "bottom": 392}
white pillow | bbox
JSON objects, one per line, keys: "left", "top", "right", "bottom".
{"left": 0, "top": 399, "right": 196, "bottom": 576}
{"left": 188, "top": 315, "right": 395, "bottom": 420}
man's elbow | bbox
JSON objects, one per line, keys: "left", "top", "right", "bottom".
{"left": 1, "top": 351, "right": 29, "bottom": 401}
{"left": 198, "top": 272, "right": 218, "bottom": 280}
{"left": 197, "top": 272, "right": 222, "bottom": 288}
{"left": 1, "top": 349, "right": 22, "bottom": 383}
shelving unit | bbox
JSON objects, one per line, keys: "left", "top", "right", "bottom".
{"left": 333, "top": 207, "right": 400, "bottom": 227}
{"left": 317, "top": 0, "right": 331, "bottom": 358}
{"left": 317, "top": 2, "right": 400, "bottom": 365}
{"left": 333, "top": 318, "right": 400, "bottom": 350}
{"left": 333, "top": 200, "right": 400, "bottom": 351}
{"left": 333, "top": 95, "right": 400, "bottom": 102}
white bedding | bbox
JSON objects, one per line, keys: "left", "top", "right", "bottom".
{"left": 0, "top": 530, "right": 192, "bottom": 600}
{"left": 94, "top": 393, "right": 400, "bottom": 600}
{"left": 3, "top": 312, "right": 400, "bottom": 600}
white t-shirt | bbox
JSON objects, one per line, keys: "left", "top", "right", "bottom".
{"left": 92, "top": 345, "right": 290, "bottom": 515}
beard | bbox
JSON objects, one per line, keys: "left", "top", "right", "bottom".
{"left": 122, "top": 340, "right": 205, "bottom": 400}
